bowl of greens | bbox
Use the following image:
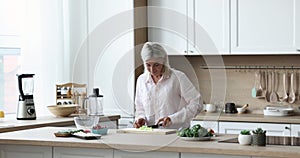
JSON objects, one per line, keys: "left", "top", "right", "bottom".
{"left": 177, "top": 124, "right": 214, "bottom": 141}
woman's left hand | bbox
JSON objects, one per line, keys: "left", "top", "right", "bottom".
{"left": 157, "top": 117, "right": 172, "bottom": 127}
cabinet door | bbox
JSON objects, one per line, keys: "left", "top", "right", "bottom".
{"left": 0, "top": 145, "right": 52, "bottom": 158}
{"left": 219, "top": 122, "right": 291, "bottom": 136}
{"left": 148, "top": 0, "right": 188, "bottom": 55}
{"left": 193, "top": 0, "right": 230, "bottom": 55}
{"left": 291, "top": 124, "right": 300, "bottom": 136}
{"left": 114, "top": 150, "right": 179, "bottom": 158}
{"left": 182, "top": 153, "right": 250, "bottom": 158}
{"left": 231, "top": 0, "right": 300, "bottom": 54}
{"left": 54, "top": 147, "right": 113, "bottom": 158}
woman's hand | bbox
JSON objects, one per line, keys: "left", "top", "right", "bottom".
{"left": 157, "top": 117, "right": 172, "bottom": 127}
{"left": 134, "top": 118, "right": 145, "bottom": 128}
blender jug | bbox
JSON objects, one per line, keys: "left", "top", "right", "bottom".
{"left": 85, "top": 88, "right": 103, "bottom": 116}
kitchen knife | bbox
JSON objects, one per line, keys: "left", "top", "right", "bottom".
{"left": 148, "top": 123, "right": 163, "bottom": 128}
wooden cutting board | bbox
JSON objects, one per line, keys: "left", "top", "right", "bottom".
{"left": 117, "top": 128, "right": 177, "bottom": 135}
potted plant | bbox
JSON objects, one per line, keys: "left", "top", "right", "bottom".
{"left": 252, "top": 128, "right": 266, "bottom": 146}
{"left": 238, "top": 130, "right": 252, "bottom": 145}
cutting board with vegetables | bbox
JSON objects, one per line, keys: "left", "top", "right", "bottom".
{"left": 117, "top": 128, "right": 177, "bottom": 135}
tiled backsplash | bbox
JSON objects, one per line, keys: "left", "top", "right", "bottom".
{"left": 169, "top": 55, "right": 300, "bottom": 114}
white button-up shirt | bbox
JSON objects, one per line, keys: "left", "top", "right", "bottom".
{"left": 135, "top": 68, "right": 202, "bottom": 129}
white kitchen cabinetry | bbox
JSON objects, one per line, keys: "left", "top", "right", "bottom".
{"left": 231, "top": 0, "right": 300, "bottom": 54}
{"left": 148, "top": 0, "right": 230, "bottom": 55}
{"left": 219, "top": 122, "right": 291, "bottom": 136}
{"left": 181, "top": 153, "right": 250, "bottom": 158}
{"left": 148, "top": 0, "right": 188, "bottom": 55}
{"left": 0, "top": 145, "right": 52, "bottom": 158}
{"left": 54, "top": 147, "right": 113, "bottom": 158}
{"left": 114, "top": 150, "right": 178, "bottom": 158}
{"left": 194, "top": 0, "right": 230, "bottom": 55}
{"left": 291, "top": 124, "right": 300, "bottom": 136}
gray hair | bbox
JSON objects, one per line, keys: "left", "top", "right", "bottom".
{"left": 141, "top": 42, "right": 171, "bottom": 75}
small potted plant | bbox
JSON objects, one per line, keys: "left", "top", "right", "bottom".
{"left": 252, "top": 128, "right": 266, "bottom": 146}
{"left": 238, "top": 130, "right": 252, "bottom": 145}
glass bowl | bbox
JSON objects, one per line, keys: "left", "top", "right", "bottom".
{"left": 74, "top": 115, "right": 99, "bottom": 130}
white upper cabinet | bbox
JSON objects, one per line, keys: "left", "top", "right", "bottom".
{"left": 231, "top": 0, "right": 300, "bottom": 54}
{"left": 148, "top": 0, "right": 300, "bottom": 55}
{"left": 148, "top": 0, "right": 230, "bottom": 55}
{"left": 148, "top": 0, "right": 188, "bottom": 55}
{"left": 193, "top": 0, "right": 230, "bottom": 55}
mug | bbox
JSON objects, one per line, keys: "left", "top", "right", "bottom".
{"left": 225, "top": 102, "right": 237, "bottom": 113}
{"left": 205, "top": 104, "right": 216, "bottom": 113}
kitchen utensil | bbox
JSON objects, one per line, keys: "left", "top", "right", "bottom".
{"left": 251, "top": 71, "right": 260, "bottom": 98}
{"left": 16, "top": 74, "right": 36, "bottom": 120}
{"left": 264, "top": 70, "right": 270, "bottom": 102}
{"left": 83, "top": 88, "right": 104, "bottom": 116}
{"left": 288, "top": 71, "right": 296, "bottom": 103}
{"left": 269, "top": 71, "right": 279, "bottom": 103}
{"left": 236, "top": 104, "right": 249, "bottom": 114}
{"left": 74, "top": 115, "right": 99, "bottom": 130}
{"left": 256, "top": 71, "right": 264, "bottom": 98}
{"left": 280, "top": 71, "right": 289, "bottom": 102}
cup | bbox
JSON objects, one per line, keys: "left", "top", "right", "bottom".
{"left": 205, "top": 104, "right": 216, "bottom": 113}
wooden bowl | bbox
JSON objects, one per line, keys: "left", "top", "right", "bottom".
{"left": 47, "top": 104, "right": 78, "bottom": 117}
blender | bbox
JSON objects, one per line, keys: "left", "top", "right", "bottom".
{"left": 16, "top": 74, "right": 36, "bottom": 120}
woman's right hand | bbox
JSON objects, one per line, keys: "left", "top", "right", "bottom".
{"left": 133, "top": 118, "right": 145, "bottom": 128}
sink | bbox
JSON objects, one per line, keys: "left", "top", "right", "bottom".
{"left": 219, "top": 136, "right": 300, "bottom": 146}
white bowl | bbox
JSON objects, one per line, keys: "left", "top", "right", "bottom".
{"left": 74, "top": 116, "right": 99, "bottom": 130}
{"left": 237, "top": 107, "right": 246, "bottom": 114}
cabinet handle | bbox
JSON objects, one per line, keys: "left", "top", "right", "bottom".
{"left": 285, "top": 126, "right": 290, "bottom": 130}
{"left": 189, "top": 50, "right": 194, "bottom": 53}
{"left": 296, "top": 49, "right": 300, "bottom": 52}
{"left": 184, "top": 50, "right": 187, "bottom": 54}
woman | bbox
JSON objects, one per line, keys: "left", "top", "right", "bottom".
{"left": 134, "top": 42, "right": 203, "bottom": 129}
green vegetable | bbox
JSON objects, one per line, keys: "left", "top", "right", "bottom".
{"left": 198, "top": 127, "right": 208, "bottom": 137}
{"left": 138, "top": 125, "right": 153, "bottom": 131}
{"left": 191, "top": 124, "right": 201, "bottom": 131}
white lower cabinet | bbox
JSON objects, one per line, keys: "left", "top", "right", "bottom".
{"left": 219, "top": 122, "right": 291, "bottom": 136}
{"left": 181, "top": 153, "right": 250, "bottom": 158}
{"left": 53, "top": 147, "right": 113, "bottom": 158}
{"left": 114, "top": 150, "right": 178, "bottom": 158}
{"left": 291, "top": 124, "right": 300, "bottom": 137}
{"left": 0, "top": 145, "right": 52, "bottom": 158}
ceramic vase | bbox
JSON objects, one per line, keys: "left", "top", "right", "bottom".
{"left": 252, "top": 133, "right": 266, "bottom": 146}
{"left": 238, "top": 134, "right": 252, "bottom": 145}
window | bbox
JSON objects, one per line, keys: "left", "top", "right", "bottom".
{"left": 0, "top": 49, "right": 20, "bottom": 113}
{"left": 0, "top": 0, "right": 23, "bottom": 113}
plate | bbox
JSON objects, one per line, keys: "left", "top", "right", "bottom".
{"left": 72, "top": 132, "right": 101, "bottom": 140}
{"left": 180, "top": 136, "right": 211, "bottom": 141}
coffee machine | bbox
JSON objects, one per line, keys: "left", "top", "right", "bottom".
{"left": 16, "top": 74, "right": 36, "bottom": 120}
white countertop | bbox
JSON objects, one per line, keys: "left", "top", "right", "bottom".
{"left": 0, "top": 127, "right": 299, "bottom": 158}
{"left": 0, "top": 114, "right": 120, "bottom": 133}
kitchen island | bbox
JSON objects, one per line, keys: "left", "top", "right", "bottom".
{"left": 0, "top": 127, "right": 299, "bottom": 158}
{"left": 0, "top": 115, "right": 120, "bottom": 133}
